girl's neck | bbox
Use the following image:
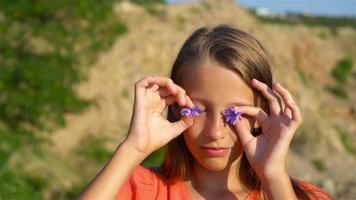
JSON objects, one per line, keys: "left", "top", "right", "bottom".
{"left": 190, "top": 155, "right": 248, "bottom": 195}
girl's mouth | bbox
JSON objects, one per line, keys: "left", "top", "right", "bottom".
{"left": 200, "top": 146, "right": 230, "bottom": 156}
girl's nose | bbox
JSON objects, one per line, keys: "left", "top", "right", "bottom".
{"left": 204, "top": 111, "right": 226, "bottom": 140}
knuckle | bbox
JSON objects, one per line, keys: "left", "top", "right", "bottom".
{"left": 269, "top": 97, "right": 277, "bottom": 103}
{"left": 134, "top": 82, "right": 139, "bottom": 88}
{"left": 135, "top": 79, "right": 143, "bottom": 87}
{"left": 143, "top": 75, "right": 152, "bottom": 80}
{"left": 168, "top": 79, "right": 174, "bottom": 84}
{"left": 263, "top": 84, "right": 270, "bottom": 90}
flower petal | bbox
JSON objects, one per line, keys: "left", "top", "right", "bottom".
{"left": 224, "top": 107, "right": 242, "bottom": 126}
{"left": 180, "top": 106, "right": 202, "bottom": 116}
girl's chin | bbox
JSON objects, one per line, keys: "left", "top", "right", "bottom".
{"left": 198, "top": 158, "right": 231, "bottom": 171}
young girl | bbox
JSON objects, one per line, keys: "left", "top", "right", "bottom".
{"left": 78, "top": 25, "right": 332, "bottom": 200}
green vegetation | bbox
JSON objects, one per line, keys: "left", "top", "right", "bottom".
{"left": 326, "top": 85, "right": 348, "bottom": 99}
{"left": 76, "top": 135, "right": 114, "bottom": 165}
{"left": 0, "top": 1, "right": 127, "bottom": 199}
{"left": 131, "top": 0, "right": 165, "bottom": 5}
{"left": 131, "top": 0, "right": 167, "bottom": 17}
{"left": 145, "top": 5, "right": 167, "bottom": 17}
{"left": 295, "top": 65, "right": 309, "bottom": 86}
{"left": 0, "top": 167, "right": 48, "bottom": 199}
{"left": 327, "top": 57, "right": 353, "bottom": 99}
{"left": 332, "top": 57, "right": 353, "bottom": 84}
{"left": 250, "top": 10, "right": 356, "bottom": 29}
{"left": 312, "top": 158, "right": 326, "bottom": 172}
{"left": 335, "top": 126, "right": 356, "bottom": 156}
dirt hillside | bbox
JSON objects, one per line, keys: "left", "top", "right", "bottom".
{"left": 49, "top": 1, "right": 356, "bottom": 199}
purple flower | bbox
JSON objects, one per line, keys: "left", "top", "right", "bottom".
{"left": 224, "top": 107, "right": 242, "bottom": 126}
{"left": 180, "top": 106, "right": 202, "bottom": 116}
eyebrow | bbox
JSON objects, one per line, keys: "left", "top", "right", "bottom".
{"left": 190, "top": 97, "right": 253, "bottom": 107}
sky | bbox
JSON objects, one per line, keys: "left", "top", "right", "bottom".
{"left": 166, "top": 0, "right": 356, "bottom": 17}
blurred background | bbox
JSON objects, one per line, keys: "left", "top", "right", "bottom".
{"left": 0, "top": 0, "right": 355, "bottom": 199}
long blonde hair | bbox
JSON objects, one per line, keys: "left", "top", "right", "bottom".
{"left": 163, "top": 24, "right": 310, "bottom": 199}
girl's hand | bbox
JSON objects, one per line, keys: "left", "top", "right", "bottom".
{"left": 233, "top": 79, "right": 302, "bottom": 180}
{"left": 124, "top": 76, "right": 194, "bottom": 157}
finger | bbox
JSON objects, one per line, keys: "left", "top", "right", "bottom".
{"left": 136, "top": 76, "right": 177, "bottom": 94}
{"left": 285, "top": 99, "right": 302, "bottom": 127}
{"left": 160, "top": 88, "right": 194, "bottom": 109}
{"left": 158, "top": 88, "right": 189, "bottom": 107}
{"left": 234, "top": 119, "right": 254, "bottom": 149}
{"left": 273, "top": 83, "right": 300, "bottom": 121}
{"left": 251, "top": 79, "right": 282, "bottom": 116}
{"left": 185, "top": 95, "right": 195, "bottom": 108}
{"left": 146, "top": 84, "right": 159, "bottom": 92}
{"left": 158, "top": 87, "right": 171, "bottom": 97}
{"left": 138, "top": 76, "right": 188, "bottom": 106}
{"left": 170, "top": 83, "right": 195, "bottom": 108}
{"left": 171, "top": 116, "right": 194, "bottom": 138}
{"left": 234, "top": 106, "right": 268, "bottom": 126}
{"left": 284, "top": 107, "right": 292, "bottom": 119}
{"left": 151, "top": 77, "right": 187, "bottom": 107}
{"left": 163, "top": 95, "right": 176, "bottom": 106}
{"left": 174, "top": 85, "right": 188, "bottom": 107}
{"left": 272, "top": 82, "right": 294, "bottom": 107}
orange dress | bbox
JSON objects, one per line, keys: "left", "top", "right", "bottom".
{"left": 116, "top": 165, "right": 332, "bottom": 200}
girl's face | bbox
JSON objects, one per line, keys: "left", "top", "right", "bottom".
{"left": 179, "top": 63, "right": 256, "bottom": 171}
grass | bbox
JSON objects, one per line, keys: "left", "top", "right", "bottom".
{"left": 295, "top": 65, "right": 309, "bottom": 86}
{"left": 326, "top": 85, "right": 348, "bottom": 99}
{"left": 0, "top": 1, "right": 128, "bottom": 198}
{"left": 131, "top": 0, "right": 167, "bottom": 17}
{"left": 312, "top": 159, "right": 326, "bottom": 172}
{"left": 335, "top": 126, "right": 356, "bottom": 156}
{"left": 76, "top": 135, "right": 114, "bottom": 165}
{"left": 145, "top": 5, "right": 167, "bottom": 17}
{"left": 332, "top": 57, "right": 353, "bottom": 84}
{"left": 326, "top": 57, "right": 353, "bottom": 99}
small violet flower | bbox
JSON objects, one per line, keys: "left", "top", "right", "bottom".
{"left": 224, "top": 107, "right": 242, "bottom": 126}
{"left": 180, "top": 106, "right": 202, "bottom": 116}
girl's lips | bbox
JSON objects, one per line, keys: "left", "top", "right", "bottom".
{"left": 200, "top": 146, "right": 230, "bottom": 156}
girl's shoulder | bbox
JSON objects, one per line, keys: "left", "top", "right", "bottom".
{"left": 131, "top": 164, "right": 163, "bottom": 182}
{"left": 122, "top": 165, "right": 166, "bottom": 187}
{"left": 246, "top": 180, "right": 333, "bottom": 200}
{"left": 296, "top": 180, "right": 333, "bottom": 200}
{"left": 116, "top": 165, "right": 190, "bottom": 200}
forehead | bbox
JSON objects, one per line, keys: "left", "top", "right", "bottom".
{"left": 178, "top": 63, "right": 254, "bottom": 106}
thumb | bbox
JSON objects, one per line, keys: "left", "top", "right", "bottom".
{"left": 171, "top": 116, "right": 193, "bottom": 137}
{"left": 234, "top": 121, "right": 254, "bottom": 149}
